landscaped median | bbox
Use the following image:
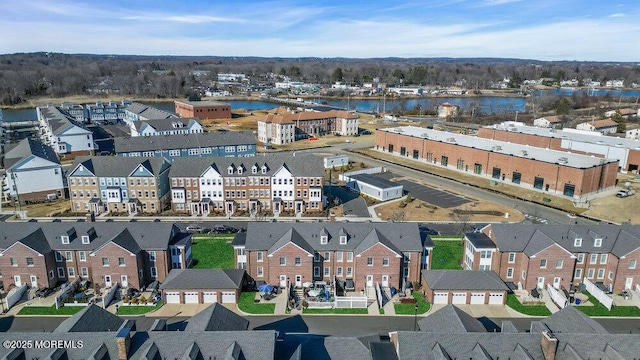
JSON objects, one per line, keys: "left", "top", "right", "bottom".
{"left": 17, "top": 305, "right": 84, "bottom": 316}
{"left": 237, "top": 292, "right": 275, "bottom": 314}
{"left": 117, "top": 300, "right": 163, "bottom": 316}
{"left": 506, "top": 293, "right": 551, "bottom": 316}
{"left": 394, "top": 291, "right": 430, "bottom": 315}
{"left": 576, "top": 291, "right": 640, "bottom": 317}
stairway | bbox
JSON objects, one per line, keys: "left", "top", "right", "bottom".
{"left": 294, "top": 288, "right": 304, "bottom": 301}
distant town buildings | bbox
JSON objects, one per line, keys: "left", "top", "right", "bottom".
{"left": 533, "top": 115, "right": 563, "bottom": 129}
{"left": 576, "top": 119, "right": 619, "bottom": 134}
{"left": 174, "top": 100, "right": 232, "bottom": 120}
{"left": 437, "top": 102, "right": 459, "bottom": 118}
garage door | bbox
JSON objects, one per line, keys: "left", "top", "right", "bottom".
{"left": 470, "top": 293, "right": 485, "bottom": 304}
{"left": 488, "top": 292, "right": 504, "bottom": 305}
{"left": 184, "top": 292, "right": 199, "bottom": 304}
{"left": 165, "top": 292, "right": 180, "bottom": 304}
{"left": 433, "top": 292, "right": 449, "bottom": 304}
{"left": 203, "top": 291, "right": 217, "bottom": 303}
{"left": 221, "top": 291, "right": 236, "bottom": 304}
{"left": 452, "top": 293, "right": 467, "bottom": 304}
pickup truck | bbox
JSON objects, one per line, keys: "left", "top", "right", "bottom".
{"left": 616, "top": 189, "right": 635, "bottom": 198}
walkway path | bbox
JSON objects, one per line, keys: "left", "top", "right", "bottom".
{"left": 542, "top": 289, "right": 561, "bottom": 314}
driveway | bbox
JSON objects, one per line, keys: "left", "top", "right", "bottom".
{"left": 373, "top": 173, "right": 470, "bottom": 209}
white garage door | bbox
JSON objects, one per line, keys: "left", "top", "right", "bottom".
{"left": 433, "top": 292, "right": 449, "bottom": 304}
{"left": 221, "top": 291, "right": 236, "bottom": 304}
{"left": 470, "top": 292, "right": 486, "bottom": 304}
{"left": 184, "top": 292, "right": 199, "bottom": 304}
{"left": 488, "top": 293, "right": 504, "bottom": 305}
{"left": 203, "top": 291, "right": 217, "bottom": 303}
{"left": 165, "top": 292, "right": 180, "bottom": 304}
{"left": 452, "top": 293, "right": 467, "bottom": 304}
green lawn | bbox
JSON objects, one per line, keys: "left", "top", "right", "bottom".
{"left": 576, "top": 291, "right": 640, "bottom": 317}
{"left": 431, "top": 240, "right": 464, "bottom": 270}
{"left": 506, "top": 294, "right": 551, "bottom": 316}
{"left": 394, "top": 291, "right": 431, "bottom": 315}
{"left": 18, "top": 305, "right": 84, "bottom": 316}
{"left": 303, "top": 308, "right": 368, "bottom": 314}
{"left": 191, "top": 234, "right": 235, "bottom": 269}
{"left": 117, "top": 301, "right": 163, "bottom": 316}
{"left": 238, "top": 292, "right": 276, "bottom": 314}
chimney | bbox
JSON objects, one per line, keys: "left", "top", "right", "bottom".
{"left": 86, "top": 212, "right": 95, "bottom": 223}
{"left": 116, "top": 327, "right": 132, "bottom": 360}
{"left": 329, "top": 212, "right": 336, "bottom": 222}
{"left": 541, "top": 331, "right": 558, "bottom": 360}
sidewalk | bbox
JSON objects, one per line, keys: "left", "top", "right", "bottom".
{"left": 541, "top": 289, "right": 561, "bottom": 314}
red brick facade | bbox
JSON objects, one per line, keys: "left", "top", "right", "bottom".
{"left": 175, "top": 101, "right": 231, "bottom": 120}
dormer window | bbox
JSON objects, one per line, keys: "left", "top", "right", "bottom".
{"left": 82, "top": 235, "right": 90, "bottom": 244}
{"left": 237, "top": 167, "right": 243, "bottom": 174}
{"left": 594, "top": 238, "right": 602, "bottom": 247}
{"left": 340, "top": 236, "right": 347, "bottom": 245}
{"left": 574, "top": 238, "right": 582, "bottom": 247}
{"left": 252, "top": 166, "right": 257, "bottom": 174}
{"left": 320, "top": 236, "right": 328, "bottom": 245}
{"left": 61, "top": 235, "right": 69, "bottom": 244}
{"left": 227, "top": 166, "right": 234, "bottom": 175}
{"left": 261, "top": 166, "right": 267, "bottom": 174}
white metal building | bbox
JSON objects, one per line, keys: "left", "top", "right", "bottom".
{"left": 344, "top": 173, "right": 403, "bottom": 201}
{"left": 324, "top": 155, "right": 349, "bottom": 169}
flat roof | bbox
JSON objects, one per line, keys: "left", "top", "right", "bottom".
{"left": 350, "top": 173, "right": 402, "bottom": 189}
{"left": 175, "top": 100, "right": 230, "bottom": 107}
{"left": 487, "top": 121, "right": 640, "bottom": 150}
{"left": 381, "top": 126, "right": 618, "bottom": 169}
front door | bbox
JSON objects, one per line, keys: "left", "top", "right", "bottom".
{"left": 553, "top": 277, "right": 561, "bottom": 289}
{"left": 226, "top": 201, "right": 234, "bottom": 214}
{"left": 295, "top": 201, "right": 302, "bottom": 213}
{"left": 625, "top": 277, "right": 634, "bottom": 290}
{"left": 366, "top": 275, "right": 373, "bottom": 287}
{"left": 30, "top": 275, "right": 38, "bottom": 288}
{"left": 104, "top": 275, "right": 112, "bottom": 287}
{"left": 279, "top": 275, "right": 287, "bottom": 288}
{"left": 13, "top": 275, "right": 21, "bottom": 287}
{"left": 295, "top": 275, "right": 302, "bottom": 287}
{"left": 537, "top": 277, "right": 545, "bottom": 289}
{"left": 128, "top": 203, "right": 137, "bottom": 214}
{"left": 382, "top": 275, "right": 389, "bottom": 287}
{"left": 121, "top": 275, "right": 128, "bottom": 288}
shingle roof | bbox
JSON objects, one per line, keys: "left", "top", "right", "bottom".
{"left": 125, "top": 102, "right": 177, "bottom": 120}
{"left": 244, "top": 223, "right": 422, "bottom": 253}
{"left": 421, "top": 270, "right": 509, "bottom": 291}
{"left": 54, "top": 304, "right": 125, "bottom": 333}
{"left": 418, "top": 305, "right": 487, "bottom": 333}
{"left": 580, "top": 119, "right": 619, "bottom": 129}
{"left": 38, "top": 105, "right": 90, "bottom": 135}
{"left": 278, "top": 334, "right": 375, "bottom": 360}
{"left": 3, "top": 138, "right": 60, "bottom": 169}
{"left": 70, "top": 156, "right": 169, "bottom": 177}
{"left": 184, "top": 303, "right": 250, "bottom": 332}
{"left": 535, "top": 305, "right": 609, "bottom": 334}
{"left": 161, "top": 269, "right": 245, "bottom": 290}
{"left": 465, "top": 232, "right": 496, "bottom": 249}
{"left": 9, "top": 228, "right": 52, "bottom": 255}
{"left": 261, "top": 108, "right": 358, "bottom": 125}
{"left": 133, "top": 117, "right": 201, "bottom": 132}
{"left": 268, "top": 228, "right": 314, "bottom": 255}
{"left": 114, "top": 130, "right": 255, "bottom": 153}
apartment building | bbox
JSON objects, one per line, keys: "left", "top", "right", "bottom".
{"left": 37, "top": 104, "right": 96, "bottom": 159}
{"left": 0, "top": 222, "right": 191, "bottom": 290}
{"left": 114, "top": 131, "right": 256, "bottom": 161}
{"left": 376, "top": 126, "right": 618, "bottom": 202}
{"left": 257, "top": 107, "right": 359, "bottom": 144}
{"left": 174, "top": 100, "right": 232, "bottom": 120}
{"left": 124, "top": 102, "right": 177, "bottom": 126}
{"left": 84, "top": 100, "right": 130, "bottom": 124}
{"left": 67, "top": 156, "right": 171, "bottom": 215}
{"left": 168, "top": 154, "right": 324, "bottom": 215}
{"left": 129, "top": 117, "right": 203, "bottom": 137}
{"left": 464, "top": 224, "right": 640, "bottom": 293}
{"left": 234, "top": 223, "right": 430, "bottom": 291}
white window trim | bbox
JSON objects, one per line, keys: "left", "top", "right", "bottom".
{"left": 508, "top": 252, "right": 515, "bottom": 264}
{"left": 506, "top": 268, "right": 514, "bottom": 278}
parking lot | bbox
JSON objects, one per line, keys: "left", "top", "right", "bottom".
{"left": 374, "top": 173, "right": 471, "bottom": 208}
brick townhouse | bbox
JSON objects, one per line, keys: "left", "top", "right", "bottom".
{"left": 168, "top": 154, "right": 324, "bottom": 215}
{"left": 464, "top": 224, "right": 640, "bottom": 293}
{"left": 233, "top": 223, "right": 431, "bottom": 291}
{"left": 0, "top": 222, "right": 191, "bottom": 291}
{"left": 67, "top": 156, "right": 171, "bottom": 215}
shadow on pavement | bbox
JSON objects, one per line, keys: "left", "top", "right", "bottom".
{"left": 253, "top": 315, "right": 309, "bottom": 333}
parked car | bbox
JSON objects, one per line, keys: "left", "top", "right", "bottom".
{"left": 419, "top": 225, "right": 440, "bottom": 236}
{"left": 213, "top": 225, "right": 238, "bottom": 234}
{"left": 359, "top": 129, "right": 372, "bottom": 135}
{"left": 616, "top": 189, "right": 635, "bottom": 198}
{"left": 185, "top": 225, "right": 210, "bottom": 234}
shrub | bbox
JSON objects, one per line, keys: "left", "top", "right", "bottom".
{"left": 360, "top": 162, "right": 366, "bottom": 168}
{"left": 131, "top": 297, "right": 139, "bottom": 304}
{"left": 302, "top": 300, "right": 309, "bottom": 309}
{"left": 139, "top": 296, "right": 147, "bottom": 304}
{"left": 398, "top": 202, "right": 407, "bottom": 208}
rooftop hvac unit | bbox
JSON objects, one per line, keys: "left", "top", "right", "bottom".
{"left": 491, "top": 145, "right": 502, "bottom": 151}
{"left": 519, "top": 150, "right": 528, "bottom": 156}
{"left": 558, "top": 157, "right": 569, "bottom": 164}
{"left": 447, "top": 137, "right": 456, "bottom": 143}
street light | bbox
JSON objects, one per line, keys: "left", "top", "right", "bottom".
{"left": 413, "top": 303, "right": 419, "bottom": 331}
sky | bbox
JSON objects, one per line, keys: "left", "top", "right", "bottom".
{"left": 1, "top": 0, "right": 639, "bottom": 61}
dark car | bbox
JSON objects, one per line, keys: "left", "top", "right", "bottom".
{"left": 213, "top": 225, "right": 237, "bottom": 234}
{"left": 419, "top": 225, "right": 440, "bottom": 236}
{"left": 36, "top": 288, "right": 53, "bottom": 298}
{"left": 186, "top": 225, "right": 210, "bottom": 234}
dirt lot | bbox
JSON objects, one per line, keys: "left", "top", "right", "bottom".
{"left": 583, "top": 174, "right": 640, "bottom": 223}
{"left": 5, "top": 199, "right": 70, "bottom": 218}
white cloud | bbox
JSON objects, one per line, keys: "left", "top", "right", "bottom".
{"left": 609, "top": 13, "right": 625, "bottom": 17}
{"left": 480, "top": 0, "right": 522, "bottom": 6}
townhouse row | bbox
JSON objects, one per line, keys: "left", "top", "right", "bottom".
{"left": 67, "top": 153, "right": 325, "bottom": 215}
{"left": 465, "top": 224, "right": 640, "bottom": 293}
{"left": 0, "top": 222, "right": 192, "bottom": 291}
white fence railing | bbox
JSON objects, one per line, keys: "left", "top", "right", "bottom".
{"left": 339, "top": 167, "right": 386, "bottom": 181}
{"left": 306, "top": 301, "right": 333, "bottom": 309}
{"left": 5, "top": 284, "right": 28, "bottom": 311}
{"left": 375, "top": 282, "right": 383, "bottom": 309}
{"left": 335, "top": 296, "right": 368, "bottom": 309}
{"left": 546, "top": 284, "right": 567, "bottom": 309}
{"left": 583, "top": 278, "right": 613, "bottom": 311}
{"left": 55, "top": 278, "right": 81, "bottom": 309}
{"left": 103, "top": 283, "right": 120, "bottom": 309}
{"left": 636, "top": 284, "right": 640, "bottom": 300}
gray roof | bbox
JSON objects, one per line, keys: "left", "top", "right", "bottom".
{"left": 421, "top": 270, "right": 509, "bottom": 291}
{"left": 0, "top": 222, "right": 182, "bottom": 253}
{"left": 418, "top": 305, "right": 487, "bottom": 333}
{"left": 133, "top": 117, "right": 201, "bottom": 132}
{"left": 161, "top": 269, "right": 245, "bottom": 290}
{"left": 278, "top": 334, "right": 380, "bottom": 360}
{"left": 168, "top": 153, "right": 324, "bottom": 178}
{"left": 54, "top": 304, "right": 125, "bottom": 333}
{"left": 114, "top": 130, "right": 255, "bottom": 153}
{"left": 533, "top": 305, "right": 609, "bottom": 334}
{"left": 465, "top": 232, "right": 496, "bottom": 249}
{"left": 185, "top": 303, "right": 250, "bottom": 332}
{"left": 232, "top": 233, "right": 247, "bottom": 246}
{"left": 38, "top": 105, "right": 89, "bottom": 135}
{"left": 380, "top": 126, "right": 619, "bottom": 169}
{"left": 244, "top": 223, "right": 423, "bottom": 253}
{"left": 125, "top": 102, "right": 177, "bottom": 120}
{"left": 70, "top": 155, "right": 169, "bottom": 177}
{"left": 349, "top": 173, "right": 402, "bottom": 189}
{"left": 489, "top": 223, "right": 640, "bottom": 257}
{"left": 3, "top": 138, "right": 60, "bottom": 169}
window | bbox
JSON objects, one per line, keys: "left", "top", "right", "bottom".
{"left": 594, "top": 238, "right": 602, "bottom": 247}
{"left": 320, "top": 235, "right": 328, "bottom": 244}
{"left": 608, "top": 271, "right": 614, "bottom": 281}
{"left": 314, "top": 253, "right": 320, "bottom": 262}
{"left": 512, "top": 171, "right": 521, "bottom": 184}
{"left": 65, "top": 251, "right": 73, "bottom": 262}
{"left": 346, "top": 252, "right": 353, "bottom": 262}
{"left": 169, "top": 149, "right": 180, "bottom": 157}
{"left": 522, "top": 271, "right": 526, "bottom": 279}
{"left": 324, "top": 267, "right": 330, "bottom": 277}
{"left": 540, "top": 259, "right": 547, "bottom": 269}
{"left": 346, "top": 267, "right": 353, "bottom": 277}
{"left": 597, "top": 269, "right": 605, "bottom": 279}
{"left": 506, "top": 268, "right": 514, "bottom": 278}
{"left": 57, "top": 267, "right": 65, "bottom": 277}
{"left": 82, "top": 235, "right": 90, "bottom": 244}
{"left": 367, "top": 257, "right": 374, "bottom": 266}
{"left": 295, "top": 257, "right": 301, "bottom": 266}
{"left": 150, "top": 267, "right": 157, "bottom": 277}
{"left": 382, "top": 257, "right": 389, "bottom": 266}
{"left": 119, "top": 258, "right": 125, "bottom": 267}
{"left": 81, "top": 267, "right": 88, "bottom": 277}
{"left": 10, "top": 258, "right": 18, "bottom": 266}
{"left": 340, "top": 236, "right": 347, "bottom": 245}
{"left": 49, "top": 270, "right": 55, "bottom": 279}
{"left": 600, "top": 254, "right": 608, "bottom": 264}
{"left": 440, "top": 156, "right": 448, "bottom": 166}
{"left": 257, "top": 251, "right": 263, "bottom": 262}
{"left": 577, "top": 253, "right": 585, "bottom": 264}
{"left": 587, "top": 268, "right": 595, "bottom": 279}
{"left": 149, "top": 251, "right": 156, "bottom": 261}
{"left": 574, "top": 238, "right": 582, "bottom": 247}
{"left": 575, "top": 268, "right": 582, "bottom": 279}
{"left": 589, "top": 254, "right": 597, "bottom": 264}
{"left": 480, "top": 250, "right": 491, "bottom": 259}
{"left": 324, "top": 252, "right": 330, "bottom": 261}
{"left": 102, "top": 258, "right": 109, "bottom": 266}
{"left": 508, "top": 252, "right": 515, "bottom": 263}
{"left": 403, "top": 267, "right": 410, "bottom": 278}
{"left": 280, "top": 257, "right": 286, "bottom": 266}
{"left": 556, "top": 260, "right": 563, "bottom": 269}
{"left": 629, "top": 260, "right": 637, "bottom": 269}
{"left": 78, "top": 251, "right": 86, "bottom": 262}
{"left": 336, "top": 252, "right": 343, "bottom": 262}
{"left": 257, "top": 267, "right": 264, "bottom": 277}
{"left": 26, "top": 257, "right": 34, "bottom": 266}
{"left": 337, "top": 267, "right": 343, "bottom": 277}
{"left": 55, "top": 252, "right": 62, "bottom": 262}
{"left": 68, "top": 267, "right": 75, "bottom": 277}
{"left": 314, "top": 267, "right": 320, "bottom": 277}
{"left": 61, "top": 235, "right": 69, "bottom": 244}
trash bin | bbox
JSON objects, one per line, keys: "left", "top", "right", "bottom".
{"left": 575, "top": 298, "right": 581, "bottom": 305}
